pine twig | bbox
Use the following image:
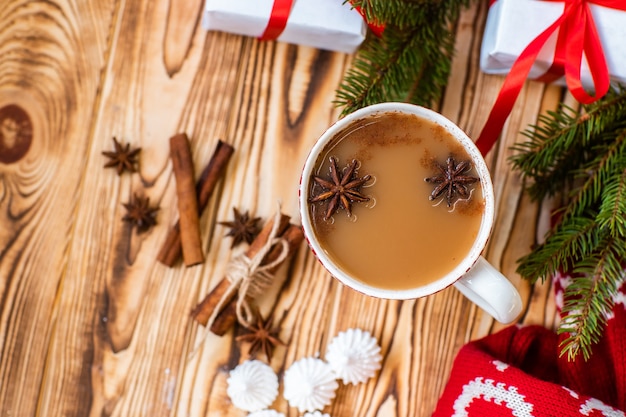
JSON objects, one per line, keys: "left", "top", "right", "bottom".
{"left": 512, "top": 86, "right": 626, "bottom": 360}
{"left": 336, "top": 0, "right": 469, "bottom": 116}
{"left": 561, "top": 131, "right": 626, "bottom": 221}
{"left": 510, "top": 88, "right": 626, "bottom": 200}
{"left": 515, "top": 216, "right": 598, "bottom": 283}
{"left": 558, "top": 239, "right": 625, "bottom": 361}
{"left": 596, "top": 168, "right": 626, "bottom": 238}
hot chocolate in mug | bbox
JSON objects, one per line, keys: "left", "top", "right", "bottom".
{"left": 299, "top": 103, "right": 522, "bottom": 324}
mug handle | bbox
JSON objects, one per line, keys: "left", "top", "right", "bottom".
{"left": 453, "top": 256, "right": 523, "bottom": 324}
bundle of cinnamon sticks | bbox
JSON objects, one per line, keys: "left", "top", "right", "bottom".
{"left": 192, "top": 213, "right": 304, "bottom": 335}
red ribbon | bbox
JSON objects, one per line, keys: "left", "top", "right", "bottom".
{"left": 258, "top": 0, "right": 294, "bottom": 41}
{"left": 475, "top": 0, "right": 625, "bottom": 156}
{"left": 258, "top": 0, "right": 384, "bottom": 42}
{"left": 351, "top": 3, "right": 385, "bottom": 37}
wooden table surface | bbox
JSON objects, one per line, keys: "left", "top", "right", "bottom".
{"left": 0, "top": 1, "right": 570, "bottom": 416}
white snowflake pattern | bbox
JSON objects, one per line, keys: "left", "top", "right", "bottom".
{"left": 492, "top": 360, "right": 509, "bottom": 372}
{"left": 562, "top": 386, "right": 580, "bottom": 399}
{"left": 555, "top": 273, "right": 573, "bottom": 311}
{"left": 580, "top": 398, "right": 625, "bottom": 417}
{"left": 452, "top": 377, "right": 534, "bottom": 417}
{"left": 606, "top": 290, "right": 626, "bottom": 321}
{"left": 563, "top": 385, "right": 625, "bottom": 416}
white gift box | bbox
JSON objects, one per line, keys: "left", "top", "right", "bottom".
{"left": 202, "top": 0, "right": 367, "bottom": 54}
{"left": 480, "top": 0, "right": 626, "bottom": 88}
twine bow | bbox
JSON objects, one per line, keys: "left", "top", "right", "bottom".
{"left": 475, "top": 0, "right": 626, "bottom": 156}
{"left": 208, "top": 209, "right": 289, "bottom": 329}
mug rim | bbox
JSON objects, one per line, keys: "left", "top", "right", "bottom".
{"left": 298, "top": 102, "right": 495, "bottom": 300}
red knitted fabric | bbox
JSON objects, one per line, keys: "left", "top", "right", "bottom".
{"left": 433, "top": 278, "right": 626, "bottom": 416}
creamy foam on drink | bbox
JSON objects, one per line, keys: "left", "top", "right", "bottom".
{"left": 307, "top": 111, "right": 485, "bottom": 290}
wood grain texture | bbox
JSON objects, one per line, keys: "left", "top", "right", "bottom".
{"left": 0, "top": 0, "right": 566, "bottom": 416}
{"left": 0, "top": 0, "right": 115, "bottom": 415}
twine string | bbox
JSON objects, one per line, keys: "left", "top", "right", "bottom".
{"left": 187, "top": 208, "right": 289, "bottom": 362}
{"left": 226, "top": 209, "right": 289, "bottom": 328}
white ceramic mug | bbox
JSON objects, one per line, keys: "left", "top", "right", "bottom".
{"left": 298, "top": 103, "right": 522, "bottom": 324}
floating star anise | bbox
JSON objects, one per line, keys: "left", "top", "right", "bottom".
{"left": 122, "top": 193, "right": 159, "bottom": 232}
{"left": 309, "top": 157, "right": 372, "bottom": 219}
{"left": 218, "top": 207, "right": 261, "bottom": 248}
{"left": 102, "top": 136, "right": 141, "bottom": 175}
{"left": 425, "top": 156, "right": 479, "bottom": 207}
{"left": 235, "top": 315, "right": 285, "bottom": 360}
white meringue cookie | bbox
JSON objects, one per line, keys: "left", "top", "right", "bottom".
{"left": 283, "top": 357, "right": 338, "bottom": 412}
{"left": 247, "top": 410, "right": 285, "bottom": 417}
{"left": 227, "top": 360, "right": 279, "bottom": 412}
{"left": 303, "top": 411, "right": 332, "bottom": 417}
{"left": 325, "top": 328, "right": 382, "bottom": 384}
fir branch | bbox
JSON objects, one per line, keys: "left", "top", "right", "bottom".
{"left": 351, "top": 0, "right": 465, "bottom": 30}
{"left": 513, "top": 87, "right": 626, "bottom": 360}
{"left": 511, "top": 105, "right": 583, "bottom": 176}
{"left": 336, "top": 0, "right": 469, "bottom": 116}
{"left": 561, "top": 131, "right": 626, "bottom": 221}
{"left": 516, "top": 216, "right": 598, "bottom": 283}
{"left": 596, "top": 167, "right": 626, "bottom": 238}
{"left": 510, "top": 88, "right": 626, "bottom": 200}
{"left": 510, "top": 106, "right": 587, "bottom": 199}
{"left": 558, "top": 239, "right": 625, "bottom": 361}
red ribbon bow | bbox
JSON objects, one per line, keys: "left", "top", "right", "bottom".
{"left": 475, "top": 0, "right": 626, "bottom": 156}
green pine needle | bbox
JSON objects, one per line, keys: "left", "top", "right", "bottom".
{"left": 336, "top": 0, "right": 469, "bottom": 116}
{"left": 558, "top": 240, "right": 624, "bottom": 361}
{"left": 510, "top": 88, "right": 626, "bottom": 200}
{"left": 596, "top": 167, "right": 626, "bottom": 237}
{"left": 515, "top": 216, "right": 598, "bottom": 283}
{"left": 512, "top": 87, "right": 626, "bottom": 361}
{"left": 562, "top": 131, "right": 626, "bottom": 221}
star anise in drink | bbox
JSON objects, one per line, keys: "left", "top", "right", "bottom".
{"left": 425, "top": 156, "right": 479, "bottom": 207}
{"left": 218, "top": 207, "right": 261, "bottom": 248}
{"left": 122, "top": 193, "right": 159, "bottom": 232}
{"left": 235, "top": 315, "right": 285, "bottom": 360}
{"left": 309, "top": 157, "right": 371, "bottom": 220}
{"left": 102, "top": 136, "right": 141, "bottom": 175}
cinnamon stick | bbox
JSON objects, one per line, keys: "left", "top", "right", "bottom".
{"left": 169, "top": 133, "right": 203, "bottom": 266}
{"left": 191, "top": 279, "right": 232, "bottom": 326}
{"left": 191, "top": 213, "right": 291, "bottom": 326}
{"left": 157, "top": 140, "right": 234, "bottom": 266}
{"left": 209, "top": 223, "right": 304, "bottom": 336}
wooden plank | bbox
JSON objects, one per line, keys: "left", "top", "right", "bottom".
{"left": 181, "top": 41, "right": 354, "bottom": 415}
{"left": 36, "top": 0, "right": 247, "bottom": 415}
{"left": 0, "top": 1, "right": 116, "bottom": 416}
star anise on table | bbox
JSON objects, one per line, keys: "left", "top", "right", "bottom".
{"left": 122, "top": 193, "right": 159, "bottom": 233}
{"left": 309, "top": 157, "right": 372, "bottom": 220}
{"left": 425, "top": 156, "right": 479, "bottom": 207}
{"left": 102, "top": 136, "right": 141, "bottom": 175}
{"left": 218, "top": 207, "right": 261, "bottom": 248}
{"left": 235, "top": 315, "right": 285, "bottom": 360}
